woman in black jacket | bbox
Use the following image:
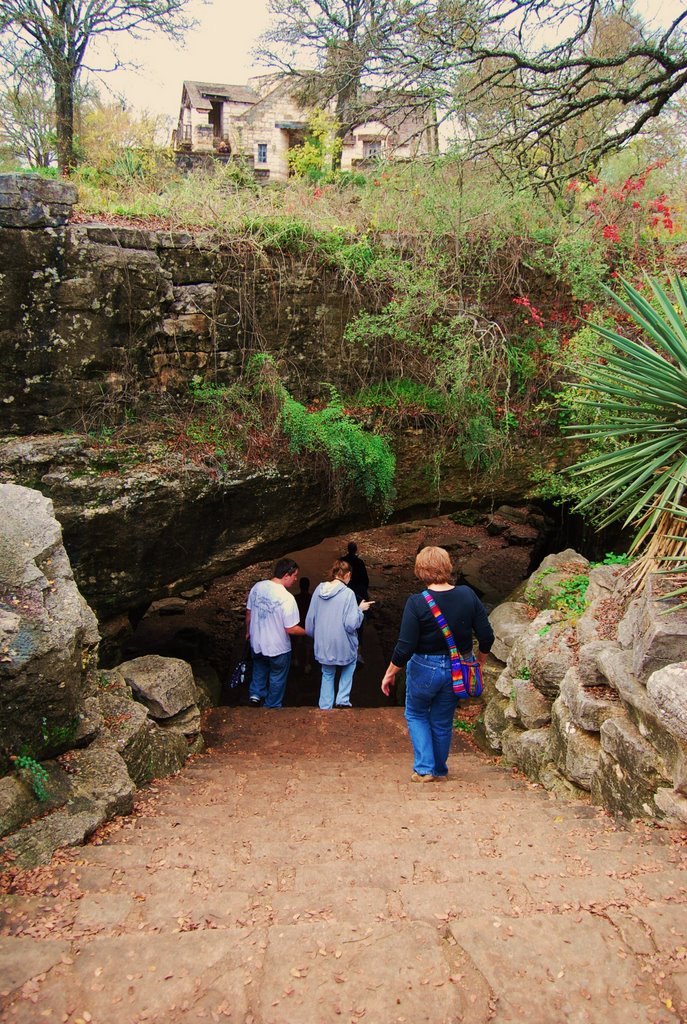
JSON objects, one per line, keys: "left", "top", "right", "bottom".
{"left": 381, "top": 546, "right": 494, "bottom": 782}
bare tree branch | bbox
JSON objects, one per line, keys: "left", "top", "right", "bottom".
{"left": 0, "top": 0, "right": 195, "bottom": 172}
{"left": 256, "top": 0, "right": 687, "bottom": 183}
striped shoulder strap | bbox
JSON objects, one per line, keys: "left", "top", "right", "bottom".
{"left": 421, "top": 589, "right": 467, "bottom": 696}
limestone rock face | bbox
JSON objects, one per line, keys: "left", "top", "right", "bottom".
{"left": 192, "top": 660, "right": 222, "bottom": 710}
{"left": 620, "top": 579, "right": 687, "bottom": 680}
{"left": 0, "top": 483, "right": 99, "bottom": 762}
{"left": 646, "top": 662, "right": 687, "bottom": 742}
{"left": 0, "top": 434, "right": 366, "bottom": 622}
{"left": 489, "top": 602, "right": 533, "bottom": 663}
{"left": 0, "top": 174, "right": 76, "bottom": 228}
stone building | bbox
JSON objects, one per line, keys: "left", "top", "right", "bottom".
{"left": 172, "top": 77, "right": 439, "bottom": 181}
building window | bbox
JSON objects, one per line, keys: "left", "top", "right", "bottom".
{"left": 257, "top": 143, "right": 268, "bottom": 164}
{"left": 363, "top": 140, "right": 382, "bottom": 159}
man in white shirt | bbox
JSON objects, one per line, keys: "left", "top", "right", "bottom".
{"left": 246, "top": 558, "right": 306, "bottom": 708}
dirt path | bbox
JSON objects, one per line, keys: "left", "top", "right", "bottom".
{"left": 1, "top": 708, "right": 685, "bottom": 1024}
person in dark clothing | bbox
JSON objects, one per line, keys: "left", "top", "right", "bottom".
{"left": 294, "top": 577, "right": 312, "bottom": 626}
{"left": 292, "top": 577, "right": 313, "bottom": 672}
{"left": 381, "top": 546, "right": 494, "bottom": 782}
{"left": 341, "top": 541, "right": 370, "bottom": 663}
{"left": 341, "top": 542, "right": 369, "bottom": 601}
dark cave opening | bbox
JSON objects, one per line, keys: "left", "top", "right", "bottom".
{"left": 105, "top": 501, "right": 627, "bottom": 708}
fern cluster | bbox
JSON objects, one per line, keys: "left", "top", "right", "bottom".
{"left": 281, "top": 387, "right": 395, "bottom": 515}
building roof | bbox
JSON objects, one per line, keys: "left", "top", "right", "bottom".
{"left": 183, "top": 81, "right": 260, "bottom": 112}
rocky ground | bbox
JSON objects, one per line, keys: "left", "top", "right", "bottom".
{"left": 0, "top": 708, "right": 685, "bottom": 1023}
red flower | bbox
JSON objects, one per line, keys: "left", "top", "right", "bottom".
{"left": 602, "top": 224, "right": 621, "bottom": 244}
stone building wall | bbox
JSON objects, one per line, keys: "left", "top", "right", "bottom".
{"left": 239, "top": 86, "right": 310, "bottom": 182}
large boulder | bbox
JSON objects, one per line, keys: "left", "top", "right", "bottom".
{"left": 488, "top": 602, "right": 533, "bottom": 663}
{"left": 527, "top": 624, "right": 576, "bottom": 701}
{"left": 596, "top": 646, "right": 686, "bottom": 774}
{"left": 0, "top": 483, "right": 99, "bottom": 764}
{"left": 512, "top": 680, "right": 552, "bottom": 730}
{"left": 591, "top": 716, "right": 671, "bottom": 820}
{"left": 549, "top": 697, "right": 602, "bottom": 791}
{"left": 618, "top": 578, "right": 687, "bottom": 680}
{"left": 523, "top": 550, "right": 590, "bottom": 610}
{"left": 118, "top": 655, "right": 200, "bottom": 719}
{"left": 116, "top": 654, "right": 204, "bottom": 754}
{"left": 0, "top": 739, "right": 134, "bottom": 867}
{"left": 646, "top": 662, "right": 687, "bottom": 742}
{"left": 500, "top": 725, "right": 550, "bottom": 780}
{"left": 559, "top": 667, "right": 623, "bottom": 733}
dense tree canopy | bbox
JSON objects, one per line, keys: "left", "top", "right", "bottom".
{"left": 257, "top": 0, "right": 687, "bottom": 182}
{"left": 0, "top": 0, "right": 194, "bottom": 173}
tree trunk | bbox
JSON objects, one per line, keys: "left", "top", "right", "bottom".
{"left": 54, "top": 67, "right": 76, "bottom": 175}
{"left": 334, "top": 82, "right": 358, "bottom": 173}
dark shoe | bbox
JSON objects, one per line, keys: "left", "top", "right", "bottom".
{"left": 335, "top": 703, "right": 353, "bottom": 709}
{"left": 248, "top": 696, "right": 262, "bottom": 707}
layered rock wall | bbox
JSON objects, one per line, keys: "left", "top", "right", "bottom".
{"left": 0, "top": 174, "right": 362, "bottom": 435}
{"left": 484, "top": 551, "right": 687, "bottom": 825}
{"left": 0, "top": 484, "right": 206, "bottom": 867}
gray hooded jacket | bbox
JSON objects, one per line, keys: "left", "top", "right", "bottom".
{"left": 305, "top": 579, "right": 363, "bottom": 666}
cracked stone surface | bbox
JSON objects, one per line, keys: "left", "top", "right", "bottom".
{"left": 1, "top": 707, "right": 685, "bottom": 1023}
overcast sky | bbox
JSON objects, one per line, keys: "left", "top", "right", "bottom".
{"left": 92, "top": 0, "right": 686, "bottom": 129}
{"left": 90, "top": 0, "right": 272, "bottom": 125}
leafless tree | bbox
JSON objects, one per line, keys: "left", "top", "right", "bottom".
{"left": 257, "top": 0, "right": 687, "bottom": 182}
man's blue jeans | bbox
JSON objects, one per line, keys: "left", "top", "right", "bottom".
{"left": 404, "top": 653, "right": 458, "bottom": 776}
{"left": 250, "top": 651, "right": 291, "bottom": 708}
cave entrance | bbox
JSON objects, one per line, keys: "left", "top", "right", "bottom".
{"left": 113, "top": 504, "right": 557, "bottom": 709}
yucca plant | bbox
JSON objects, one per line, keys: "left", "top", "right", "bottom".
{"left": 565, "top": 273, "right": 687, "bottom": 596}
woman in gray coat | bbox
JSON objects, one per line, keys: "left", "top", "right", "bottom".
{"left": 305, "top": 559, "right": 373, "bottom": 709}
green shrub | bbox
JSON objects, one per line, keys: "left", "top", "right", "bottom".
{"left": 13, "top": 754, "right": 50, "bottom": 801}
{"left": 281, "top": 386, "right": 396, "bottom": 514}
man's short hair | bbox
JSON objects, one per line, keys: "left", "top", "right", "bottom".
{"left": 274, "top": 558, "right": 298, "bottom": 579}
{"left": 347, "top": 542, "right": 357, "bottom": 555}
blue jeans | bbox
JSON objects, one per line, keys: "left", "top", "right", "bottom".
{"left": 250, "top": 651, "right": 291, "bottom": 708}
{"left": 404, "top": 654, "right": 458, "bottom": 776}
{"left": 318, "top": 661, "right": 356, "bottom": 709}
